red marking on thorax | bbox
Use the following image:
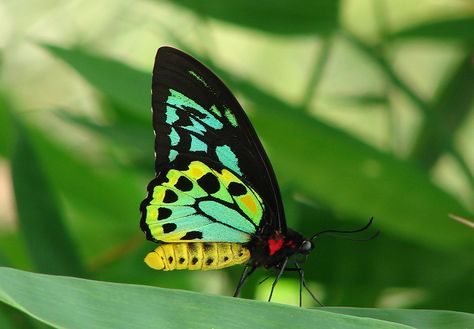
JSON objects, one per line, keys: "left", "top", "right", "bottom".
{"left": 268, "top": 239, "right": 284, "bottom": 256}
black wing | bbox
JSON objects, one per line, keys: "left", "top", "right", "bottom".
{"left": 150, "top": 46, "right": 286, "bottom": 234}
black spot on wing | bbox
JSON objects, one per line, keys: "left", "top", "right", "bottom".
{"left": 180, "top": 231, "right": 203, "bottom": 240}
{"left": 157, "top": 207, "right": 172, "bottom": 220}
{"left": 197, "top": 172, "right": 220, "bottom": 194}
{"left": 162, "top": 223, "right": 177, "bottom": 233}
{"left": 175, "top": 176, "right": 193, "bottom": 192}
{"left": 163, "top": 189, "right": 178, "bottom": 203}
{"left": 228, "top": 182, "right": 247, "bottom": 196}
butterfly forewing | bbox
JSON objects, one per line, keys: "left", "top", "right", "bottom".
{"left": 150, "top": 47, "right": 286, "bottom": 234}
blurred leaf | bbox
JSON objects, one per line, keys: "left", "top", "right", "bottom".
{"left": 0, "top": 306, "right": 16, "bottom": 329}
{"left": 326, "top": 93, "right": 389, "bottom": 107}
{"left": 0, "top": 93, "right": 13, "bottom": 157}
{"left": 43, "top": 44, "right": 150, "bottom": 116}
{"left": 0, "top": 267, "right": 414, "bottom": 329}
{"left": 41, "top": 45, "right": 474, "bottom": 252}
{"left": 303, "top": 207, "right": 474, "bottom": 310}
{"left": 410, "top": 52, "right": 474, "bottom": 168}
{"left": 341, "top": 30, "right": 474, "bottom": 191}
{"left": 389, "top": 16, "right": 474, "bottom": 42}
{"left": 56, "top": 110, "right": 152, "bottom": 167}
{"left": 163, "top": 0, "right": 340, "bottom": 35}
{"left": 323, "top": 307, "right": 474, "bottom": 329}
{"left": 214, "top": 65, "right": 474, "bottom": 252}
{"left": 0, "top": 304, "right": 49, "bottom": 329}
{"left": 0, "top": 251, "right": 8, "bottom": 267}
{"left": 10, "top": 117, "right": 85, "bottom": 276}
{"left": 26, "top": 124, "right": 143, "bottom": 259}
{"left": 238, "top": 199, "right": 474, "bottom": 309}
{"left": 0, "top": 232, "right": 34, "bottom": 271}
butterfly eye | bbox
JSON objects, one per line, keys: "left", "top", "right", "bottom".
{"left": 299, "top": 240, "right": 313, "bottom": 255}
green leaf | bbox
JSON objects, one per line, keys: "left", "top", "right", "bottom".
{"left": 43, "top": 44, "right": 150, "bottom": 116}
{"left": 0, "top": 306, "right": 16, "bottom": 329}
{"left": 25, "top": 124, "right": 144, "bottom": 259}
{"left": 41, "top": 45, "right": 474, "bottom": 252}
{"left": 56, "top": 110, "right": 152, "bottom": 164}
{"left": 410, "top": 52, "right": 474, "bottom": 168}
{"left": 0, "top": 251, "right": 8, "bottom": 267}
{"left": 0, "top": 267, "right": 414, "bottom": 329}
{"left": 213, "top": 66, "right": 474, "bottom": 252}
{"left": 10, "top": 118, "right": 85, "bottom": 276}
{"left": 164, "top": 0, "right": 340, "bottom": 35}
{"left": 0, "top": 303, "right": 49, "bottom": 329}
{"left": 323, "top": 307, "right": 474, "bottom": 329}
{"left": 388, "top": 16, "right": 474, "bottom": 43}
{"left": 0, "top": 93, "right": 13, "bottom": 158}
{"left": 326, "top": 93, "right": 389, "bottom": 107}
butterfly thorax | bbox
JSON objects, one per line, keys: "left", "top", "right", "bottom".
{"left": 246, "top": 228, "right": 307, "bottom": 269}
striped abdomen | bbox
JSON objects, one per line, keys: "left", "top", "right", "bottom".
{"left": 145, "top": 242, "right": 250, "bottom": 271}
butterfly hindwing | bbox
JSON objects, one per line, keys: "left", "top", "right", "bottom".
{"left": 151, "top": 47, "right": 286, "bottom": 234}
{"left": 141, "top": 157, "right": 264, "bottom": 243}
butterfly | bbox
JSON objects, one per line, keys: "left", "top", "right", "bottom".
{"left": 140, "top": 46, "right": 376, "bottom": 306}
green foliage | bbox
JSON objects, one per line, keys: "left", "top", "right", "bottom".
{"left": 162, "top": 0, "right": 340, "bottom": 35}
{"left": 323, "top": 307, "right": 474, "bottom": 329}
{"left": 388, "top": 16, "right": 474, "bottom": 42}
{"left": 2, "top": 267, "right": 473, "bottom": 329}
{"left": 1, "top": 1, "right": 473, "bottom": 327}
{"left": 10, "top": 118, "right": 85, "bottom": 276}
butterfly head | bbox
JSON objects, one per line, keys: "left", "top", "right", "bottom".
{"left": 298, "top": 239, "right": 314, "bottom": 255}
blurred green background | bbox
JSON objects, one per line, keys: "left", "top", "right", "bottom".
{"left": 0, "top": 0, "right": 473, "bottom": 322}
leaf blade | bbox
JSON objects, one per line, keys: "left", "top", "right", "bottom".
{"left": 165, "top": 0, "right": 340, "bottom": 35}
{"left": 323, "top": 307, "right": 474, "bottom": 329}
{"left": 0, "top": 267, "right": 414, "bottom": 329}
{"left": 42, "top": 45, "right": 474, "bottom": 251}
{"left": 11, "top": 118, "right": 85, "bottom": 276}
{"left": 388, "top": 16, "right": 474, "bottom": 42}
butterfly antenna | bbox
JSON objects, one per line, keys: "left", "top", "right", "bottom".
{"left": 310, "top": 217, "right": 378, "bottom": 241}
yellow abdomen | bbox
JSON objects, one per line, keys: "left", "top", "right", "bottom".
{"left": 145, "top": 242, "right": 250, "bottom": 271}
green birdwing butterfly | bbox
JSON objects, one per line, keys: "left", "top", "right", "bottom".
{"left": 140, "top": 46, "right": 376, "bottom": 305}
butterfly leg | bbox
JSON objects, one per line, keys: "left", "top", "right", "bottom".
{"left": 258, "top": 275, "right": 271, "bottom": 285}
{"left": 294, "top": 263, "right": 324, "bottom": 307}
{"left": 299, "top": 266, "right": 303, "bottom": 307}
{"left": 233, "top": 265, "right": 256, "bottom": 297}
{"left": 268, "top": 257, "right": 288, "bottom": 302}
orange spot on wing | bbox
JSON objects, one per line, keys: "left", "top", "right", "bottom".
{"left": 240, "top": 195, "right": 257, "bottom": 214}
